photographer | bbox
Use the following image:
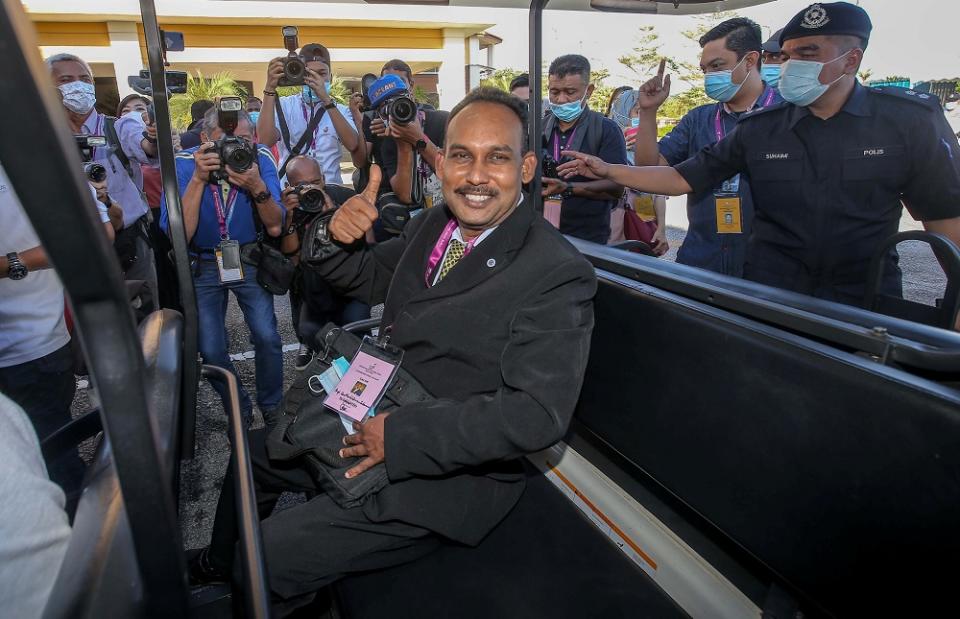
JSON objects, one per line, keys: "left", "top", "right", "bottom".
{"left": 48, "top": 53, "right": 160, "bottom": 312}
{"left": 257, "top": 43, "right": 362, "bottom": 182}
{"left": 279, "top": 155, "right": 368, "bottom": 367}
{"left": 159, "top": 104, "right": 285, "bottom": 425}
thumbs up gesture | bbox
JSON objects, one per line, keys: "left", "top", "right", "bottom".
{"left": 330, "top": 165, "right": 382, "bottom": 243}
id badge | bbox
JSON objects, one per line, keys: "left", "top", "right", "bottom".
{"left": 714, "top": 195, "right": 743, "bottom": 234}
{"left": 720, "top": 174, "right": 741, "bottom": 194}
{"left": 216, "top": 239, "right": 244, "bottom": 283}
{"left": 422, "top": 172, "right": 444, "bottom": 209}
{"left": 631, "top": 192, "right": 657, "bottom": 222}
{"left": 323, "top": 336, "right": 403, "bottom": 423}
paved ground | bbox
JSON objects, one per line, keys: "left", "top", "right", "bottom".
{"left": 70, "top": 197, "right": 949, "bottom": 552}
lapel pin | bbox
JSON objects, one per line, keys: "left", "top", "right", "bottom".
{"left": 486, "top": 258, "right": 496, "bottom": 268}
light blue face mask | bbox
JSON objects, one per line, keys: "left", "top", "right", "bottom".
{"left": 302, "top": 81, "right": 332, "bottom": 105}
{"left": 704, "top": 55, "right": 750, "bottom": 103}
{"left": 779, "top": 52, "right": 850, "bottom": 107}
{"left": 549, "top": 93, "right": 587, "bottom": 123}
{"left": 249, "top": 111, "right": 260, "bottom": 125}
{"left": 630, "top": 117, "right": 640, "bottom": 127}
{"left": 761, "top": 64, "right": 781, "bottom": 89}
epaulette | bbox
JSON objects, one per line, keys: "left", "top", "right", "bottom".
{"left": 740, "top": 100, "right": 791, "bottom": 121}
{"left": 869, "top": 86, "right": 942, "bottom": 111}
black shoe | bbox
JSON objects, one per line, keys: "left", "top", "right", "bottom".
{"left": 295, "top": 344, "right": 313, "bottom": 370}
{"left": 188, "top": 547, "right": 230, "bottom": 586}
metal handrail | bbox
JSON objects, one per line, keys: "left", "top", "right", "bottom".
{"left": 201, "top": 366, "right": 271, "bottom": 619}
{"left": 528, "top": 0, "right": 549, "bottom": 211}
{"left": 138, "top": 0, "right": 201, "bottom": 462}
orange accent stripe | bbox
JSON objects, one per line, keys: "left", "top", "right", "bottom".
{"left": 548, "top": 464, "right": 658, "bottom": 571}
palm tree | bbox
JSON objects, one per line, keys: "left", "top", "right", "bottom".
{"left": 276, "top": 75, "right": 350, "bottom": 106}
{"left": 168, "top": 71, "right": 247, "bottom": 130}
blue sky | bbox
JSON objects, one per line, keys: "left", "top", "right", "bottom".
{"left": 484, "top": 0, "right": 956, "bottom": 88}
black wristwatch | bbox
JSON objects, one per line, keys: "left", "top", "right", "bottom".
{"left": 252, "top": 190, "right": 271, "bottom": 204}
{"left": 323, "top": 101, "right": 337, "bottom": 110}
{"left": 6, "top": 252, "right": 28, "bottom": 280}
{"left": 414, "top": 138, "right": 428, "bottom": 152}
{"left": 561, "top": 182, "right": 576, "bottom": 199}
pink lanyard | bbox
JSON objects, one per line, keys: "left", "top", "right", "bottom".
{"left": 208, "top": 182, "right": 239, "bottom": 240}
{"left": 714, "top": 88, "right": 776, "bottom": 142}
{"left": 424, "top": 219, "right": 475, "bottom": 285}
{"left": 300, "top": 100, "right": 320, "bottom": 153}
{"left": 552, "top": 127, "right": 577, "bottom": 161}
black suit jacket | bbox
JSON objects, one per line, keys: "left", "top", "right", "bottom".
{"left": 312, "top": 199, "right": 596, "bottom": 544}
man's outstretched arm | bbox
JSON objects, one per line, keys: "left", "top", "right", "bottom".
{"left": 557, "top": 151, "right": 692, "bottom": 196}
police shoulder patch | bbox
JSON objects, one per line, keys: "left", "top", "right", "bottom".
{"left": 870, "top": 86, "right": 941, "bottom": 111}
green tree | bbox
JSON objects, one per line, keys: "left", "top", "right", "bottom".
{"left": 168, "top": 71, "right": 247, "bottom": 130}
{"left": 677, "top": 10, "right": 741, "bottom": 86}
{"left": 588, "top": 68, "right": 615, "bottom": 114}
{"left": 618, "top": 25, "right": 682, "bottom": 80}
{"left": 858, "top": 68, "right": 874, "bottom": 82}
{"left": 480, "top": 67, "right": 525, "bottom": 92}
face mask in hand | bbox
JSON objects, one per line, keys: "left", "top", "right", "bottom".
{"left": 779, "top": 51, "right": 851, "bottom": 107}
{"left": 704, "top": 55, "right": 751, "bottom": 103}
{"left": 761, "top": 64, "right": 781, "bottom": 89}
{"left": 58, "top": 81, "right": 96, "bottom": 115}
{"left": 249, "top": 111, "right": 260, "bottom": 125}
{"left": 302, "top": 85, "right": 319, "bottom": 105}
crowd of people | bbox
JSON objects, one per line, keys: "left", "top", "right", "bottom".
{"left": 4, "top": 1, "right": 960, "bottom": 615}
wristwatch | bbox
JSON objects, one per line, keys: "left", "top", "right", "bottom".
{"left": 6, "top": 252, "right": 28, "bottom": 280}
{"left": 323, "top": 101, "right": 337, "bottom": 110}
{"left": 414, "top": 138, "right": 428, "bottom": 153}
{"left": 561, "top": 183, "right": 576, "bottom": 199}
{"left": 252, "top": 190, "right": 271, "bottom": 204}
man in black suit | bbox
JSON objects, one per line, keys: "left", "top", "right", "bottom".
{"left": 193, "top": 87, "right": 597, "bottom": 613}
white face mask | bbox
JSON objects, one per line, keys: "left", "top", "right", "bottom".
{"left": 58, "top": 81, "right": 96, "bottom": 115}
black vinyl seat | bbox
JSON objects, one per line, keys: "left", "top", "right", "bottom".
{"left": 42, "top": 310, "right": 184, "bottom": 619}
{"left": 334, "top": 468, "right": 688, "bottom": 619}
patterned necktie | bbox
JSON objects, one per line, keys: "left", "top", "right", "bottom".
{"left": 436, "top": 238, "right": 466, "bottom": 283}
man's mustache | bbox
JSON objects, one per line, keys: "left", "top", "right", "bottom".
{"left": 455, "top": 186, "right": 499, "bottom": 197}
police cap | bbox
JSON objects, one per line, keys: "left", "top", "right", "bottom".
{"left": 763, "top": 29, "right": 783, "bottom": 54}
{"left": 779, "top": 3, "right": 872, "bottom": 48}
{"left": 300, "top": 43, "right": 331, "bottom": 66}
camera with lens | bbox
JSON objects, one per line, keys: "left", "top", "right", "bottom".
{"left": 542, "top": 154, "right": 560, "bottom": 179}
{"left": 75, "top": 135, "right": 108, "bottom": 182}
{"left": 278, "top": 25, "right": 306, "bottom": 87}
{"left": 364, "top": 75, "right": 418, "bottom": 126}
{"left": 293, "top": 184, "right": 325, "bottom": 213}
{"left": 206, "top": 97, "right": 257, "bottom": 183}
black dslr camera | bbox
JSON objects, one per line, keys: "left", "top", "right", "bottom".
{"left": 541, "top": 155, "right": 560, "bottom": 179}
{"left": 206, "top": 97, "right": 257, "bottom": 182}
{"left": 75, "top": 135, "right": 108, "bottom": 182}
{"left": 293, "top": 184, "right": 325, "bottom": 213}
{"left": 377, "top": 94, "right": 418, "bottom": 125}
{"left": 278, "top": 26, "right": 306, "bottom": 87}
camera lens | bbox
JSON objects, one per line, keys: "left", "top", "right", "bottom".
{"left": 222, "top": 138, "right": 256, "bottom": 173}
{"left": 283, "top": 57, "right": 305, "bottom": 85}
{"left": 390, "top": 97, "right": 417, "bottom": 125}
{"left": 298, "top": 187, "right": 325, "bottom": 212}
{"left": 84, "top": 162, "right": 107, "bottom": 183}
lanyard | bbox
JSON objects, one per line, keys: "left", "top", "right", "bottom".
{"left": 208, "top": 181, "right": 239, "bottom": 240}
{"left": 714, "top": 88, "right": 777, "bottom": 142}
{"left": 300, "top": 100, "right": 320, "bottom": 154}
{"left": 424, "top": 218, "right": 476, "bottom": 286}
{"left": 552, "top": 127, "right": 578, "bottom": 161}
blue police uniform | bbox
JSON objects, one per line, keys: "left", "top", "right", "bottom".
{"left": 674, "top": 83, "right": 960, "bottom": 304}
{"left": 659, "top": 85, "right": 781, "bottom": 276}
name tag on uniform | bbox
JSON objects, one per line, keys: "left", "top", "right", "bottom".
{"left": 216, "top": 239, "right": 244, "bottom": 283}
{"left": 715, "top": 196, "right": 742, "bottom": 234}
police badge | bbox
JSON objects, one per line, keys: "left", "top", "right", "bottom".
{"left": 801, "top": 4, "right": 830, "bottom": 29}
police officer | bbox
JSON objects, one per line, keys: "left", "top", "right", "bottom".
{"left": 560, "top": 2, "right": 960, "bottom": 308}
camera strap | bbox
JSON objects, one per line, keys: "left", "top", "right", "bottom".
{"left": 275, "top": 97, "right": 326, "bottom": 178}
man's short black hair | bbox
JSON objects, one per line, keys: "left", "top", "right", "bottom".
{"left": 509, "top": 74, "right": 529, "bottom": 92}
{"left": 191, "top": 99, "right": 215, "bottom": 123}
{"left": 548, "top": 54, "right": 591, "bottom": 83}
{"left": 381, "top": 59, "right": 414, "bottom": 82}
{"left": 699, "top": 17, "right": 763, "bottom": 60}
{"left": 247, "top": 95, "right": 262, "bottom": 103}
{"left": 447, "top": 87, "right": 528, "bottom": 150}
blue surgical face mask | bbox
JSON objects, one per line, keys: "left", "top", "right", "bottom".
{"left": 549, "top": 92, "right": 587, "bottom": 123}
{"left": 249, "top": 111, "right": 260, "bottom": 125}
{"left": 630, "top": 117, "right": 640, "bottom": 127}
{"left": 761, "top": 64, "right": 781, "bottom": 89}
{"left": 704, "top": 54, "right": 751, "bottom": 103}
{"left": 779, "top": 52, "right": 851, "bottom": 107}
{"left": 302, "top": 84, "right": 318, "bottom": 104}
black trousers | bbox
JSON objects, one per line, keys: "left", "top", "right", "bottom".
{"left": 0, "top": 343, "right": 83, "bottom": 512}
{"left": 209, "top": 429, "right": 439, "bottom": 615}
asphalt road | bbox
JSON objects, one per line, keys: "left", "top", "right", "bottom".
{"left": 70, "top": 199, "right": 949, "bottom": 552}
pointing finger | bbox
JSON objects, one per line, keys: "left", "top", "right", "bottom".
{"left": 657, "top": 58, "right": 666, "bottom": 80}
